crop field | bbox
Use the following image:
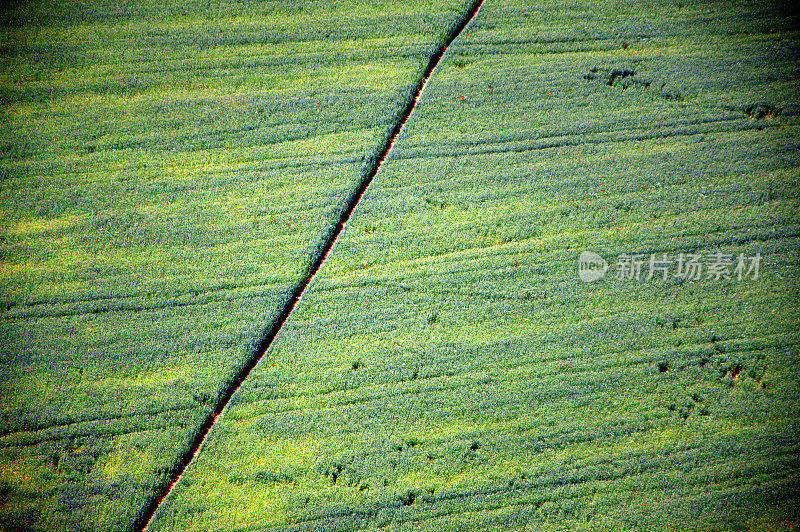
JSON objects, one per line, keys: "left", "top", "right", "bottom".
{"left": 0, "top": 0, "right": 479, "bottom": 528}
{"left": 1, "top": 0, "right": 799, "bottom": 531}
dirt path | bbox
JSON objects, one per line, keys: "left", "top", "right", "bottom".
{"left": 136, "top": 0, "right": 486, "bottom": 529}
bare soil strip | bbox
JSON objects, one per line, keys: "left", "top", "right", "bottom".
{"left": 136, "top": 1, "right": 486, "bottom": 529}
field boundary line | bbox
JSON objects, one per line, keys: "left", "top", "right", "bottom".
{"left": 135, "top": 0, "right": 487, "bottom": 529}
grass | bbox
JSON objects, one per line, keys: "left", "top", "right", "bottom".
{"left": 2, "top": 0, "right": 799, "bottom": 530}
{"left": 0, "top": 0, "right": 478, "bottom": 529}
{"left": 148, "top": 0, "right": 800, "bottom": 530}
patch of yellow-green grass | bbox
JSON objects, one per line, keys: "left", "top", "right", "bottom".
{"left": 0, "top": 458, "right": 41, "bottom": 492}
{"left": 260, "top": 125, "right": 386, "bottom": 159}
{"left": 151, "top": 434, "right": 321, "bottom": 530}
{"left": 0, "top": 457, "right": 60, "bottom": 526}
{"left": 168, "top": 477, "right": 293, "bottom": 530}
{"left": 91, "top": 364, "right": 203, "bottom": 390}
{"left": 100, "top": 427, "right": 198, "bottom": 483}
{"left": 0, "top": 213, "right": 86, "bottom": 236}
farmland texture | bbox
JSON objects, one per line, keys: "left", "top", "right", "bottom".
{"left": 149, "top": 0, "right": 800, "bottom": 530}
{"left": 0, "top": 0, "right": 482, "bottom": 529}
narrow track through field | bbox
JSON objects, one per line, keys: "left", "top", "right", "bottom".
{"left": 135, "top": 1, "right": 486, "bottom": 529}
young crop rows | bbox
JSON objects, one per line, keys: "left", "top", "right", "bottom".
{"left": 1, "top": 0, "right": 799, "bottom": 530}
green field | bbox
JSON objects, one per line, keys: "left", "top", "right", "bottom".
{"left": 2, "top": 0, "right": 799, "bottom": 530}
{"left": 0, "top": 0, "right": 477, "bottom": 528}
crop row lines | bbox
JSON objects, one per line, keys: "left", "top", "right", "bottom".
{"left": 240, "top": 447, "right": 800, "bottom": 530}
{"left": 0, "top": 405, "right": 203, "bottom": 448}
{"left": 0, "top": 284, "right": 286, "bottom": 321}
{"left": 230, "top": 334, "right": 797, "bottom": 426}
{"left": 393, "top": 117, "right": 781, "bottom": 161}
